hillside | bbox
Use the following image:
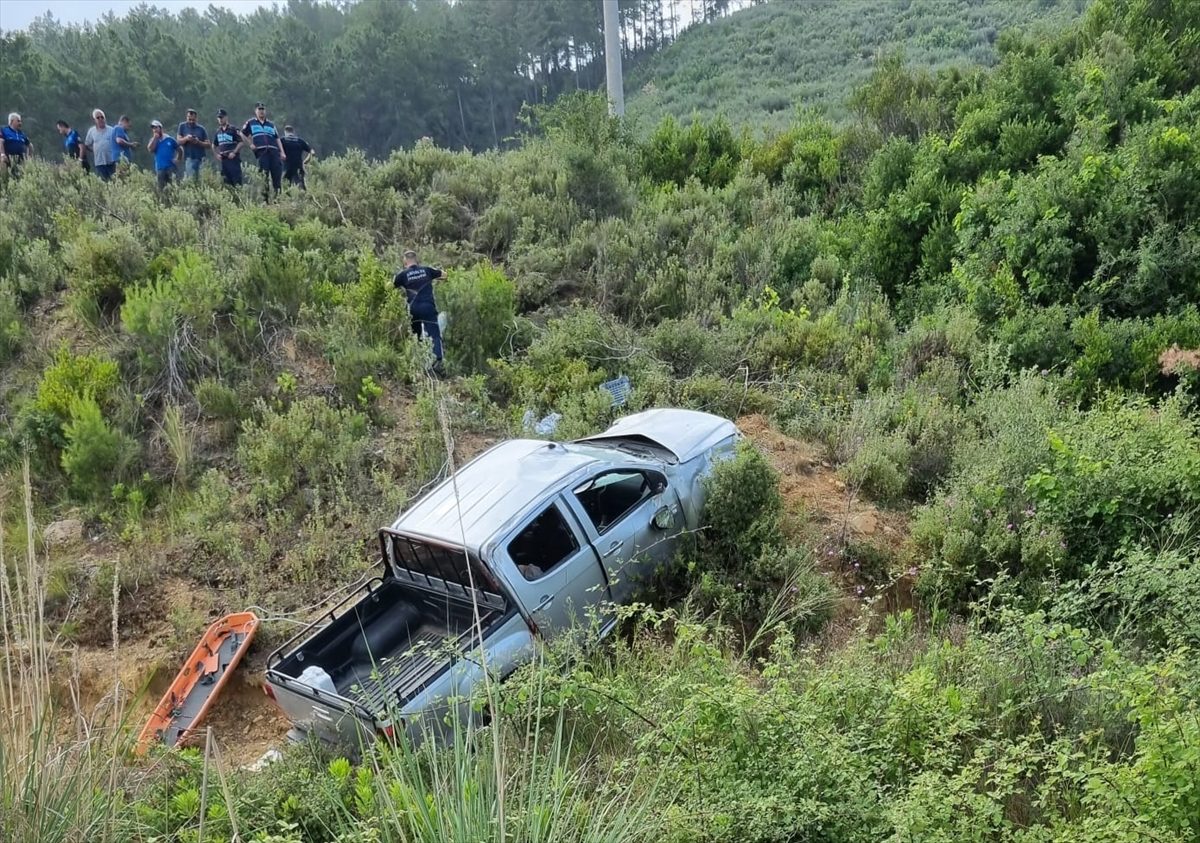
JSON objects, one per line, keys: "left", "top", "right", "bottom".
{"left": 627, "top": 0, "right": 1087, "bottom": 131}
{"left": 2, "top": 0, "right": 1199, "bottom": 841}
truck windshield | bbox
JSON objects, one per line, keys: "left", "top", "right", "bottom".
{"left": 381, "top": 530, "right": 506, "bottom": 611}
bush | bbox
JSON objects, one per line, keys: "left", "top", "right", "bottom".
{"left": 437, "top": 262, "right": 517, "bottom": 373}
{"left": 34, "top": 346, "right": 121, "bottom": 424}
{"left": 236, "top": 396, "right": 370, "bottom": 511}
{"left": 60, "top": 396, "right": 136, "bottom": 503}
{"left": 700, "top": 441, "right": 783, "bottom": 569}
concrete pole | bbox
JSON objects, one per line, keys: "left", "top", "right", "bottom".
{"left": 602, "top": 0, "right": 625, "bottom": 116}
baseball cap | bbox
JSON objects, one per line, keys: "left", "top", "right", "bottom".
{"left": 186, "top": 107, "right": 197, "bottom": 114}
{"left": 215, "top": 108, "right": 227, "bottom": 117}
{"left": 254, "top": 102, "right": 266, "bottom": 108}
{"left": 150, "top": 119, "right": 163, "bottom": 128}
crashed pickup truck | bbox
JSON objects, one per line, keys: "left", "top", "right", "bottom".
{"left": 264, "top": 408, "right": 739, "bottom": 746}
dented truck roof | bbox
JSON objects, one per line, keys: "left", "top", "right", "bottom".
{"left": 390, "top": 408, "right": 739, "bottom": 552}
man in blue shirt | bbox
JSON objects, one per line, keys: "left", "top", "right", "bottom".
{"left": 212, "top": 108, "right": 243, "bottom": 186}
{"left": 241, "top": 102, "right": 285, "bottom": 198}
{"left": 394, "top": 249, "right": 446, "bottom": 371}
{"left": 1, "top": 112, "right": 33, "bottom": 176}
{"left": 113, "top": 115, "right": 135, "bottom": 166}
{"left": 177, "top": 108, "right": 210, "bottom": 181}
{"left": 57, "top": 120, "right": 87, "bottom": 171}
{"left": 147, "top": 120, "right": 180, "bottom": 189}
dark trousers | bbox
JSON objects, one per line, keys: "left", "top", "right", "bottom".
{"left": 256, "top": 151, "right": 282, "bottom": 196}
{"left": 95, "top": 163, "right": 116, "bottom": 181}
{"left": 220, "top": 157, "right": 243, "bottom": 186}
{"left": 285, "top": 167, "right": 306, "bottom": 190}
{"left": 410, "top": 304, "right": 443, "bottom": 361}
{"left": 155, "top": 165, "right": 177, "bottom": 188}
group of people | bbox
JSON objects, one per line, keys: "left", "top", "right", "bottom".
{"left": 1, "top": 104, "right": 315, "bottom": 196}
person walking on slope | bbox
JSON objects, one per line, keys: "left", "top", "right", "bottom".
{"left": 1, "top": 113, "right": 33, "bottom": 175}
{"left": 213, "top": 108, "right": 243, "bottom": 186}
{"left": 242, "top": 102, "right": 285, "bottom": 198}
{"left": 280, "top": 125, "right": 314, "bottom": 190}
{"left": 177, "top": 108, "right": 210, "bottom": 181}
{"left": 84, "top": 109, "right": 118, "bottom": 181}
{"left": 147, "top": 120, "right": 181, "bottom": 189}
{"left": 394, "top": 249, "right": 446, "bottom": 373}
{"left": 57, "top": 120, "right": 87, "bottom": 171}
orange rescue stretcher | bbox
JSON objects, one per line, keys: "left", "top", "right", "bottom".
{"left": 136, "top": 611, "right": 260, "bottom": 755}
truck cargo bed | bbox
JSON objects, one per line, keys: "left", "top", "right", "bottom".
{"left": 271, "top": 579, "right": 497, "bottom": 714}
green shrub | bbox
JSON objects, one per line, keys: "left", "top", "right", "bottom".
{"left": 60, "top": 396, "right": 136, "bottom": 503}
{"left": 33, "top": 346, "right": 121, "bottom": 429}
{"left": 437, "top": 262, "right": 517, "bottom": 373}
{"left": 236, "top": 396, "right": 370, "bottom": 511}
{"left": 700, "top": 441, "right": 783, "bottom": 570}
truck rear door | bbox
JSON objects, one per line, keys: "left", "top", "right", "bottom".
{"left": 493, "top": 499, "right": 611, "bottom": 634}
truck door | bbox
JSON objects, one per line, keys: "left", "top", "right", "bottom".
{"left": 563, "top": 468, "right": 682, "bottom": 604}
{"left": 497, "top": 500, "right": 611, "bottom": 635}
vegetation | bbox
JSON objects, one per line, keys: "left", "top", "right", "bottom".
{"left": 627, "top": 0, "right": 1088, "bottom": 131}
{"left": 2, "top": 0, "right": 1199, "bottom": 840}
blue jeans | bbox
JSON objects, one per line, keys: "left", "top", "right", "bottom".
{"left": 95, "top": 163, "right": 116, "bottom": 181}
{"left": 410, "top": 304, "right": 443, "bottom": 361}
{"left": 183, "top": 158, "right": 202, "bottom": 180}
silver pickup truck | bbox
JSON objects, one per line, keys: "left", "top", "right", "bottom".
{"left": 263, "top": 408, "right": 739, "bottom": 746}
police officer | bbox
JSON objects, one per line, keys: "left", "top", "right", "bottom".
{"left": 241, "top": 102, "right": 285, "bottom": 197}
{"left": 393, "top": 249, "right": 446, "bottom": 373}
{"left": 280, "top": 125, "right": 314, "bottom": 190}
{"left": 213, "top": 108, "right": 243, "bottom": 186}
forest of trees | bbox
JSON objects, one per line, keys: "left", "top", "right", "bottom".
{"left": 0, "top": 0, "right": 757, "bottom": 159}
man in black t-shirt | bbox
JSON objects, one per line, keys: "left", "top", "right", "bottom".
{"left": 241, "top": 102, "right": 285, "bottom": 197}
{"left": 280, "top": 125, "right": 314, "bottom": 190}
{"left": 213, "top": 109, "right": 244, "bottom": 186}
{"left": 393, "top": 249, "right": 445, "bottom": 370}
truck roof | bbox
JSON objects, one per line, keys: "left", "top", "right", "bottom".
{"left": 390, "top": 438, "right": 602, "bottom": 550}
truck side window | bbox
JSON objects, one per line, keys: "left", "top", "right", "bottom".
{"left": 573, "top": 471, "right": 654, "bottom": 534}
{"left": 508, "top": 504, "right": 578, "bottom": 581}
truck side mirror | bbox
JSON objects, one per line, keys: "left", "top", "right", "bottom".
{"left": 647, "top": 471, "right": 667, "bottom": 496}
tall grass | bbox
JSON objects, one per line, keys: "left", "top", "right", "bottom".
{"left": 0, "top": 459, "right": 131, "bottom": 843}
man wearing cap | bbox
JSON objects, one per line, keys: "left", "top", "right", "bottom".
{"left": 280, "top": 125, "right": 314, "bottom": 190}
{"left": 113, "top": 115, "right": 135, "bottom": 166}
{"left": 212, "top": 109, "right": 243, "bottom": 187}
{"left": 147, "top": 119, "right": 181, "bottom": 189}
{"left": 1, "top": 113, "right": 33, "bottom": 175}
{"left": 241, "top": 102, "right": 285, "bottom": 197}
{"left": 84, "top": 109, "right": 118, "bottom": 181}
{"left": 177, "top": 108, "right": 210, "bottom": 181}
{"left": 393, "top": 249, "right": 446, "bottom": 372}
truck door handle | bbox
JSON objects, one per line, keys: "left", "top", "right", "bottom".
{"left": 603, "top": 540, "right": 624, "bottom": 557}
{"left": 533, "top": 594, "right": 554, "bottom": 612}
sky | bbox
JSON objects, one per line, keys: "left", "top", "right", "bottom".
{"left": 0, "top": 0, "right": 277, "bottom": 32}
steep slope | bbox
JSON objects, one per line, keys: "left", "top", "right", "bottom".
{"left": 626, "top": 0, "right": 1085, "bottom": 131}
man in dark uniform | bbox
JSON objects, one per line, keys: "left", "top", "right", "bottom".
{"left": 241, "top": 102, "right": 285, "bottom": 198}
{"left": 280, "top": 125, "right": 314, "bottom": 190}
{"left": 213, "top": 109, "right": 243, "bottom": 186}
{"left": 393, "top": 249, "right": 446, "bottom": 371}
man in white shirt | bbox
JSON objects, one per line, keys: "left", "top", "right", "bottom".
{"left": 84, "top": 109, "right": 118, "bottom": 181}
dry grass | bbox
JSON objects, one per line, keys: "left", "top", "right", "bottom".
{"left": 0, "top": 459, "right": 129, "bottom": 843}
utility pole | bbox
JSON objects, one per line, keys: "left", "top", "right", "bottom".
{"left": 603, "top": 0, "right": 625, "bottom": 116}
